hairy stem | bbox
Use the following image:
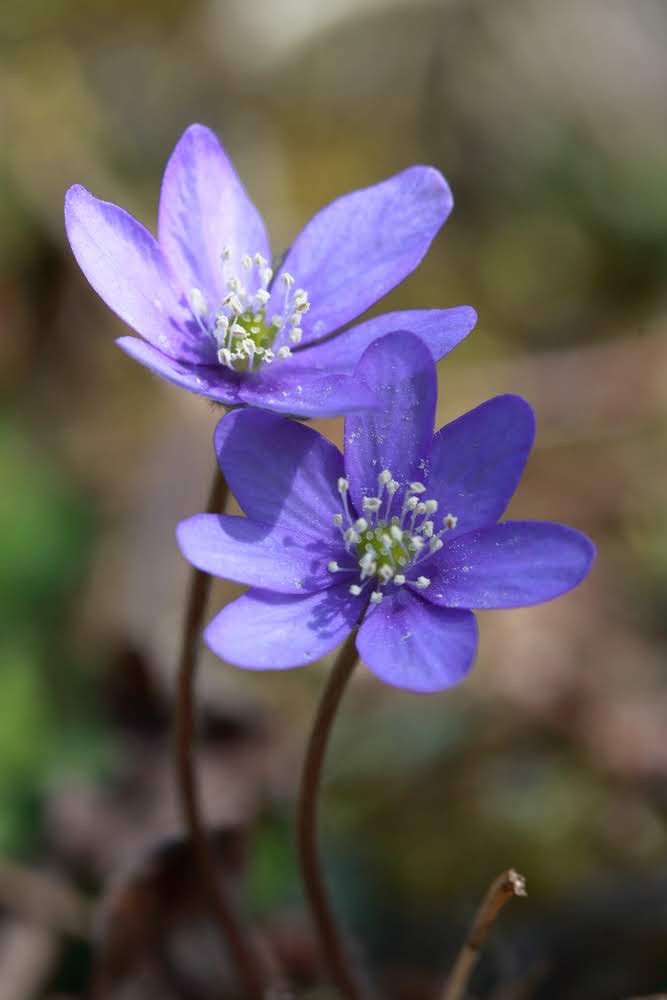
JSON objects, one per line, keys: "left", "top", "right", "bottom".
{"left": 441, "top": 869, "right": 526, "bottom": 1000}
{"left": 297, "top": 628, "right": 367, "bottom": 1000}
{"left": 175, "top": 465, "right": 266, "bottom": 1000}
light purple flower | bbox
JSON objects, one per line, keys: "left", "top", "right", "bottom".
{"left": 177, "top": 332, "right": 595, "bottom": 693}
{"left": 64, "top": 124, "right": 476, "bottom": 418}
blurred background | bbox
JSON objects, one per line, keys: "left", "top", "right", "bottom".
{"left": 2, "top": 0, "right": 667, "bottom": 996}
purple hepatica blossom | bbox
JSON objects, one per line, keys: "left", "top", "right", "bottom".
{"left": 177, "top": 332, "right": 595, "bottom": 693}
{"left": 64, "top": 124, "right": 476, "bottom": 419}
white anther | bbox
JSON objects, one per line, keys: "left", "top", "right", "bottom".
{"left": 241, "top": 254, "right": 252, "bottom": 269}
{"left": 332, "top": 513, "right": 343, "bottom": 527}
{"left": 387, "top": 480, "right": 399, "bottom": 495}
{"left": 406, "top": 496, "right": 419, "bottom": 511}
{"left": 370, "top": 591, "right": 384, "bottom": 604}
{"left": 380, "top": 533, "right": 393, "bottom": 550}
{"left": 424, "top": 499, "right": 438, "bottom": 514}
{"left": 223, "top": 293, "right": 243, "bottom": 314}
{"left": 409, "top": 536, "right": 425, "bottom": 552}
{"left": 261, "top": 267, "right": 273, "bottom": 286}
{"left": 217, "top": 347, "right": 233, "bottom": 367}
{"left": 378, "top": 564, "right": 394, "bottom": 583}
{"left": 337, "top": 478, "right": 349, "bottom": 494}
{"left": 420, "top": 520, "right": 434, "bottom": 537}
{"left": 416, "top": 502, "right": 426, "bottom": 515}
{"left": 227, "top": 276, "right": 241, "bottom": 292}
{"left": 271, "top": 315, "right": 284, "bottom": 329}
{"left": 390, "top": 524, "right": 403, "bottom": 542}
{"left": 254, "top": 253, "right": 268, "bottom": 268}
{"left": 190, "top": 288, "right": 208, "bottom": 317}
{"left": 443, "top": 514, "right": 458, "bottom": 530}
{"left": 429, "top": 537, "right": 443, "bottom": 552}
{"left": 349, "top": 584, "right": 363, "bottom": 597}
{"left": 328, "top": 561, "right": 340, "bottom": 572}
{"left": 263, "top": 350, "right": 274, "bottom": 363}
{"left": 394, "top": 574, "right": 406, "bottom": 586}
{"left": 354, "top": 518, "right": 368, "bottom": 533}
{"left": 221, "top": 246, "right": 232, "bottom": 261}
{"left": 344, "top": 528, "right": 360, "bottom": 544}
{"left": 242, "top": 338, "right": 256, "bottom": 356}
{"left": 362, "top": 497, "right": 382, "bottom": 512}
{"left": 214, "top": 313, "right": 229, "bottom": 330}
{"left": 290, "top": 328, "right": 303, "bottom": 344}
{"left": 255, "top": 289, "right": 270, "bottom": 305}
{"left": 378, "top": 469, "right": 392, "bottom": 485}
{"left": 409, "top": 482, "right": 426, "bottom": 494}
{"left": 415, "top": 576, "right": 431, "bottom": 589}
{"left": 277, "top": 346, "right": 292, "bottom": 359}
{"left": 281, "top": 272, "right": 295, "bottom": 289}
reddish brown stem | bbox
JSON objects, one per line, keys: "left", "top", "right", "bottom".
{"left": 175, "top": 466, "right": 266, "bottom": 1000}
{"left": 297, "top": 628, "right": 367, "bottom": 1000}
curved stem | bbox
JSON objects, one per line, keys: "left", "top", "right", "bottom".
{"left": 175, "top": 465, "right": 266, "bottom": 1000}
{"left": 297, "top": 628, "right": 367, "bottom": 1000}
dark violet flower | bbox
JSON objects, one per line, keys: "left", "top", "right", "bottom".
{"left": 64, "top": 124, "right": 476, "bottom": 418}
{"left": 177, "top": 332, "right": 595, "bottom": 693}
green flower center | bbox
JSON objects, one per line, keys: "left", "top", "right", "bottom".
{"left": 188, "top": 249, "right": 310, "bottom": 372}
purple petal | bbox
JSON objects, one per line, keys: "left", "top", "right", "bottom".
{"left": 65, "top": 185, "right": 203, "bottom": 362}
{"left": 214, "top": 410, "right": 344, "bottom": 544}
{"left": 177, "top": 514, "right": 338, "bottom": 593}
{"left": 425, "top": 521, "right": 596, "bottom": 609}
{"left": 204, "top": 584, "right": 360, "bottom": 670}
{"left": 286, "top": 307, "right": 477, "bottom": 374}
{"left": 356, "top": 588, "right": 478, "bottom": 693}
{"left": 158, "top": 124, "right": 271, "bottom": 309}
{"left": 427, "top": 395, "right": 536, "bottom": 538}
{"left": 344, "top": 332, "right": 436, "bottom": 513}
{"left": 117, "top": 336, "right": 241, "bottom": 405}
{"left": 237, "top": 365, "right": 377, "bottom": 418}
{"left": 275, "top": 166, "right": 453, "bottom": 345}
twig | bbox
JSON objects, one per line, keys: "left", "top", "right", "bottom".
{"left": 297, "top": 628, "right": 367, "bottom": 1000}
{"left": 441, "top": 869, "right": 526, "bottom": 1000}
{"left": 174, "top": 464, "right": 267, "bottom": 1000}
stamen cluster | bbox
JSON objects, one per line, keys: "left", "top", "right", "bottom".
{"left": 329, "top": 470, "right": 458, "bottom": 605}
{"left": 189, "top": 249, "right": 310, "bottom": 371}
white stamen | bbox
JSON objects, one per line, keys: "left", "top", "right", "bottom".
{"left": 415, "top": 576, "right": 431, "bottom": 589}
{"left": 281, "top": 272, "right": 295, "bottom": 289}
{"left": 290, "top": 328, "right": 303, "bottom": 344}
{"left": 378, "top": 565, "right": 394, "bottom": 583}
{"left": 241, "top": 254, "right": 252, "bottom": 269}
{"left": 429, "top": 537, "right": 443, "bottom": 552}
{"left": 277, "top": 346, "right": 292, "bottom": 359}
{"left": 362, "top": 497, "right": 382, "bottom": 512}
{"left": 394, "top": 574, "right": 406, "bottom": 586}
{"left": 338, "top": 478, "right": 349, "bottom": 494}
{"left": 354, "top": 518, "right": 368, "bottom": 533}
{"left": 408, "top": 482, "right": 426, "bottom": 494}
{"left": 378, "top": 469, "right": 392, "bottom": 485}
{"left": 349, "top": 584, "right": 363, "bottom": 597}
{"left": 328, "top": 561, "right": 340, "bottom": 572}
{"left": 424, "top": 499, "right": 438, "bottom": 514}
{"left": 370, "top": 591, "right": 384, "bottom": 604}
{"left": 443, "top": 514, "right": 458, "bottom": 530}
{"left": 190, "top": 288, "right": 208, "bottom": 317}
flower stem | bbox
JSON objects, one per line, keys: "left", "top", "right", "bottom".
{"left": 175, "top": 465, "right": 266, "bottom": 1000}
{"left": 297, "top": 628, "right": 367, "bottom": 1000}
{"left": 440, "top": 869, "right": 526, "bottom": 1000}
